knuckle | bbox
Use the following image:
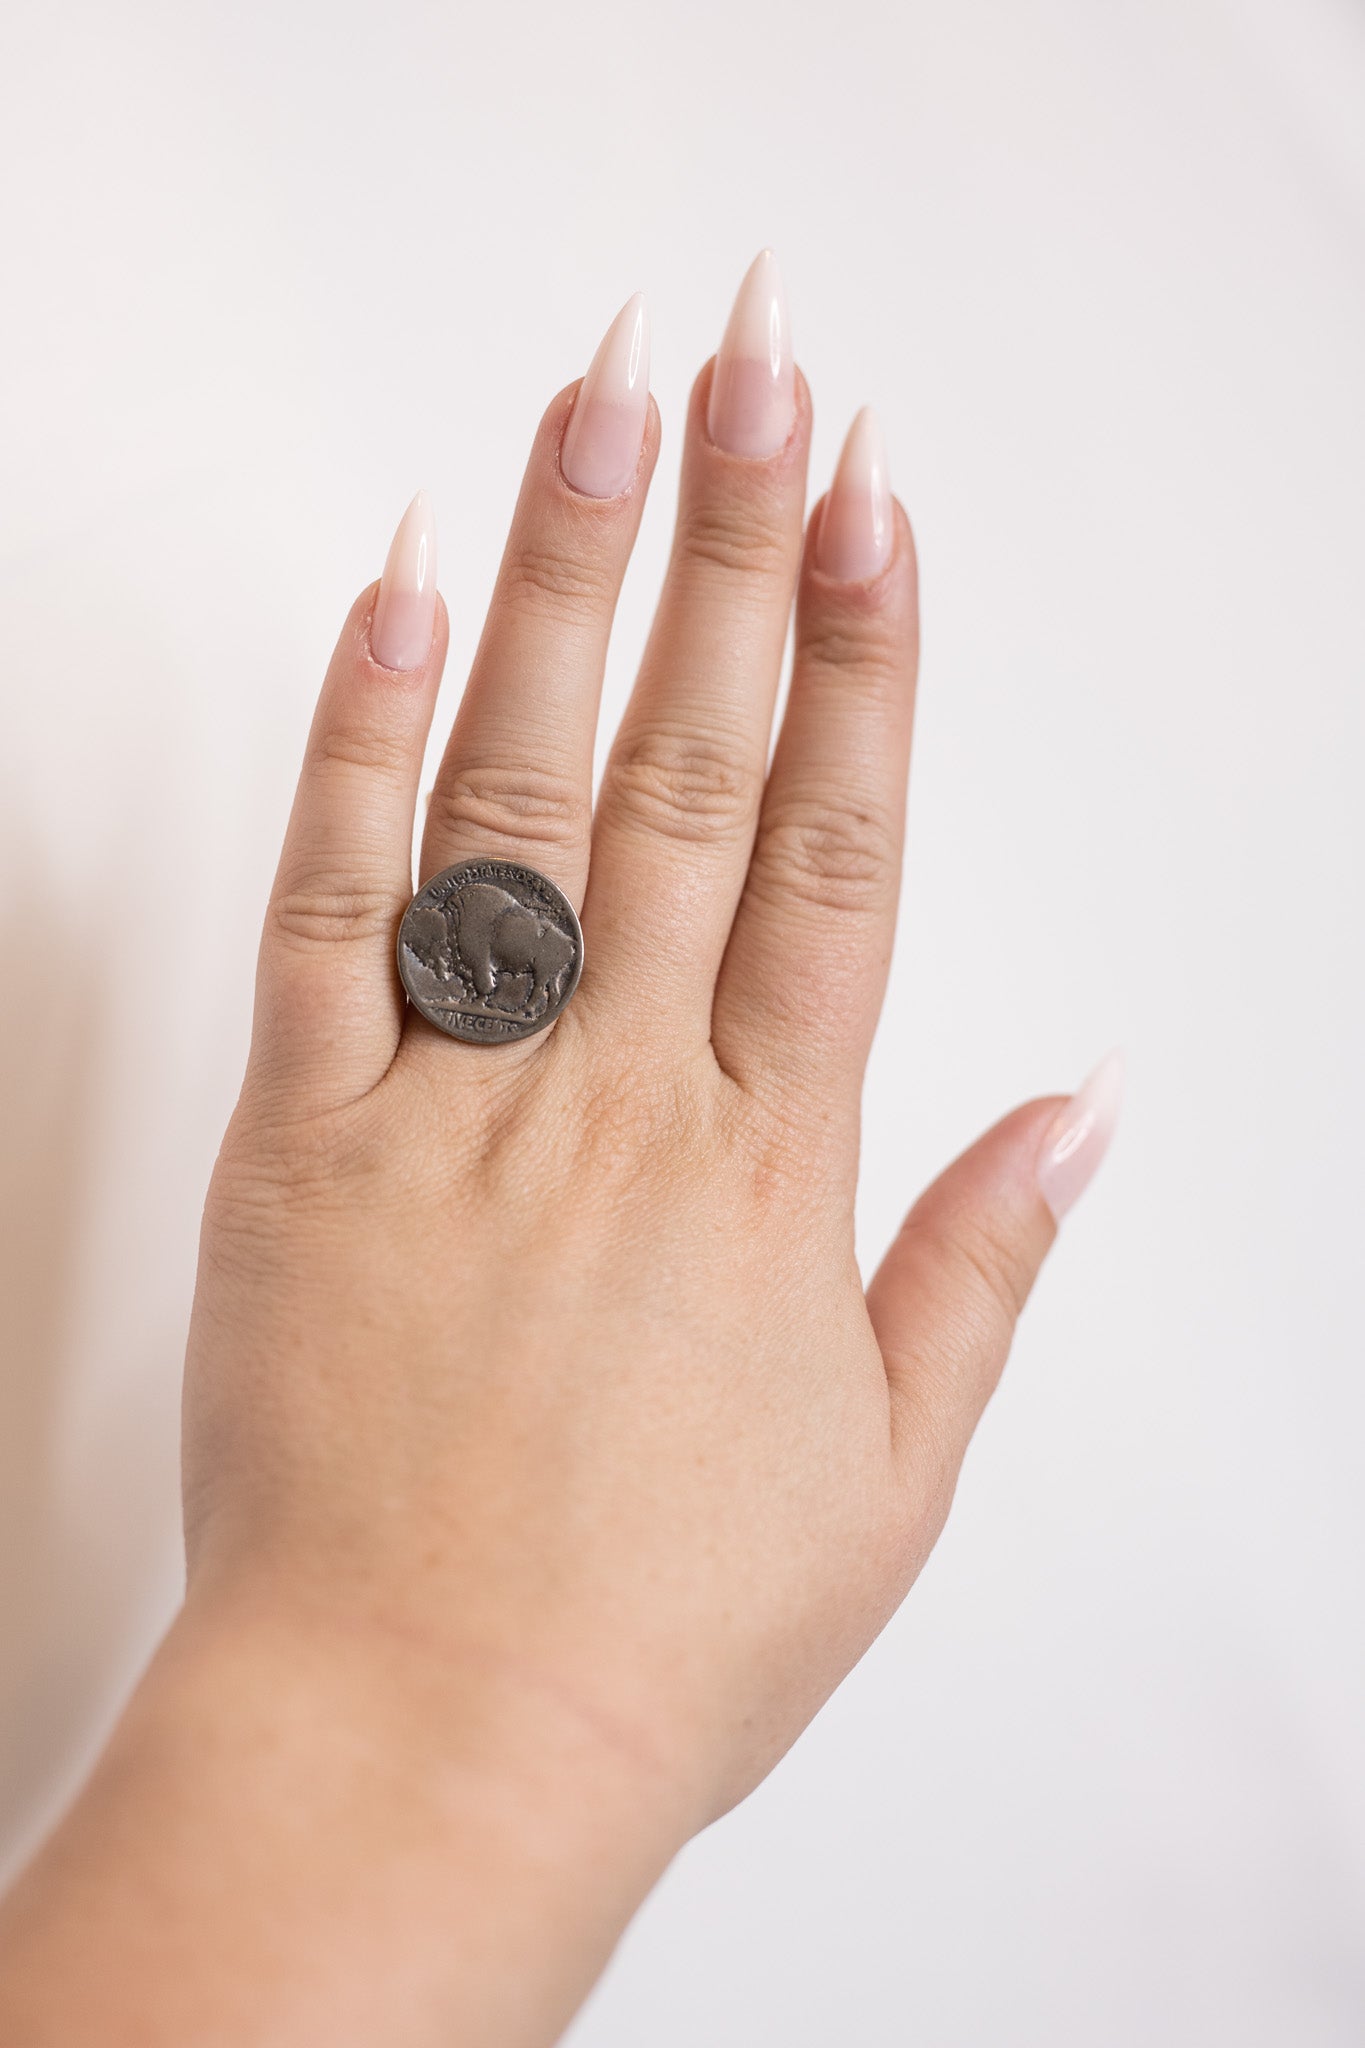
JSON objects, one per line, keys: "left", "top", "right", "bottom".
{"left": 884, "top": 1217, "right": 1026, "bottom": 1460}
{"left": 753, "top": 794, "right": 901, "bottom": 916}
{"left": 798, "top": 616, "right": 906, "bottom": 695}
{"left": 675, "top": 497, "right": 792, "bottom": 583}
{"left": 500, "top": 543, "right": 617, "bottom": 626}
{"left": 269, "top": 872, "right": 397, "bottom": 950}
{"left": 944, "top": 1215, "right": 1033, "bottom": 1330}
{"left": 310, "top": 720, "right": 412, "bottom": 783}
{"left": 205, "top": 1098, "right": 391, "bottom": 1249}
{"left": 604, "top": 723, "right": 762, "bottom": 845}
{"left": 730, "top": 1092, "right": 843, "bottom": 1212}
{"left": 427, "top": 762, "right": 590, "bottom": 852}
{"left": 565, "top": 1056, "right": 717, "bottom": 1191}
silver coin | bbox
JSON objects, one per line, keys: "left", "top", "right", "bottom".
{"left": 397, "top": 857, "right": 583, "bottom": 1044}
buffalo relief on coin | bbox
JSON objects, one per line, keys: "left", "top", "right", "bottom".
{"left": 397, "top": 858, "right": 584, "bottom": 1043}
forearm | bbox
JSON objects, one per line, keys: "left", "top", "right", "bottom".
{"left": 0, "top": 1595, "right": 685, "bottom": 2047}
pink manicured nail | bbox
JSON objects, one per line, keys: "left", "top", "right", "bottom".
{"left": 1036, "top": 1049, "right": 1125, "bottom": 1223}
{"left": 707, "top": 248, "right": 795, "bottom": 458}
{"left": 815, "top": 408, "right": 893, "bottom": 581}
{"left": 560, "top": 293, "right": 650, "bottom": 499}
{"left": 371, "top": 490, "right": 437, "bottom": 671}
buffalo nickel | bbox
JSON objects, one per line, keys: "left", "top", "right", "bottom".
{"left": 397, "top": 858, "right": 584, "bottom": 1044}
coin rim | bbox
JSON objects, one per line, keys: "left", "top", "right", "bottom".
{"left": 396, "top": 856, "right": 584, "bottom": 1044}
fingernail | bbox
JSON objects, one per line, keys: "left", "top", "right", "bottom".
{"left": 815, "top": 407, "right": 893, "bottom": 581}
{"left": 1036, "top": 1048, "right": 1125, "bottom": 1223}
{"left": 560, "top": 293, "right": 651, "bottom": 499}
{"left": 371, "top": 490, "right": 437, "bottom": 672}
{"left": 707, "top": 248, "right": 795, "bottom": 458}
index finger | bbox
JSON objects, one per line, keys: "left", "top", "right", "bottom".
{"left": 251, "top": 495, "right": 446, "bottom": 1118}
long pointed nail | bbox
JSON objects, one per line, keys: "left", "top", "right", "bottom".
{"left": 707, "top": 248, "right": 795, "bottom": 458}
{"left": 371, "top": 490, "right": 437, "bottom": 671}
{"left": 1037, "top": 1049, "right": 1125, "bottom": 1223}
{"left": 560, "top": 293, "right": 651, "bottom": 499}
{"left": 815, "top": 407, "right": 893, "bottom": 581}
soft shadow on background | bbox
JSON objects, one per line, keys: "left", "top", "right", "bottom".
{"left": 0, "top": 539, "right": 272, "bottom": 1880}
{"left": 0, "top": 837, "right": 180, "bottom": 1875}
{"left": 0, "top": 871, "right": 108, "bottom": 1860}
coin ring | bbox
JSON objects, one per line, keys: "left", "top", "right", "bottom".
{"left": 396, "top": 858, "right": 584, "bottom": 1045}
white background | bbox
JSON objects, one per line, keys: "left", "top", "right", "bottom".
{"left": 2, "top": 0, "right": 1363, "bottom": 2039}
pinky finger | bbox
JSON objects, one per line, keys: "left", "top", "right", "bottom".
{"left": 250, "top": 493, "right": 446, "bottom": 1115}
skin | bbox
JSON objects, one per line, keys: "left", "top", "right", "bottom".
{"left": 0, "top": 362, "right": 1069, "bottom": 2046}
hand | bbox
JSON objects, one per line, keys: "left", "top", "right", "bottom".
{"left": 0, "top": 257, "right": 1120, "bottom": 2048}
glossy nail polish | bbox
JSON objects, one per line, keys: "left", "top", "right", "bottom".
{"left": 707, "top": 248, "right": 795, "bottom": 458}
{"left": 815, "top": 408, "right": 893, "bottom": 581}
{"left": 1036, "top": 1049, "right": 1125, "bottom": 1222}
{"left": 560, "top": 293, "right": 651, "bottom": 499}
{"left": 371, "top": 490, "right": 437, "bottom": 671}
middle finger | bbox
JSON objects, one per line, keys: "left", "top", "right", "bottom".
{"left": 582, "top": 251, "right": 809, "bottom": 1042}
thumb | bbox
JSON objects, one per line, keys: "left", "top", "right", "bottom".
{"left": 867, "top": 1050, "right": 1123, "bottom": 1502}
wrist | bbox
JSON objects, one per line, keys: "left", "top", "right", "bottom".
{"left": 0, "top": 1583, "right": 689, "bottom": 2048}
{"left": 165, "top": 1570, "right": 693, "bottom": 1882}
